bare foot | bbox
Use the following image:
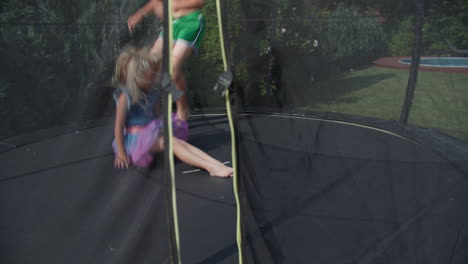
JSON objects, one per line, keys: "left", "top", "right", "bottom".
{"left": 208, "top": 164, "right": 233, "bottom": 178}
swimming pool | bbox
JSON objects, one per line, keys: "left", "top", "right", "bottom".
{"left": 399, "top": 57, "right": 468, "bottom": 68}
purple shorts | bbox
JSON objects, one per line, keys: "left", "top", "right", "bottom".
{"left": 113, "top": 113, "right": 189, "bottom": 167}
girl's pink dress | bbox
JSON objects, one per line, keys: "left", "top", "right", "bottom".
{"left": 112, "top": 87, "right": 189, "bottom": 168}
{"left": 113, "top": 113, "right": 189, "bottom": 167}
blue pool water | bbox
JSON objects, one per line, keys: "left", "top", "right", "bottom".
{"left": 399, "top": 57, "right": 468, "bottom": 68}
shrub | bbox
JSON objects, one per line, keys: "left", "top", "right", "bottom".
{"left": 388, "top": 16, "right": 415, "bottom": 56}
{"left": 323, "top": 3, "right": 387, "bottom": 67}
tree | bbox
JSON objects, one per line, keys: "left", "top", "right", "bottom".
{"left": 0, "top": 0, "right": 125, "bottom": 138}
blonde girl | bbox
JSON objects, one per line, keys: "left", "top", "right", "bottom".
{"left": 112, "top": 47, "right": 232, "bottom": 177}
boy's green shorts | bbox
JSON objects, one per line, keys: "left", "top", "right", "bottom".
{"left": 160, "top": 10, "right": 205, "bottom": 51}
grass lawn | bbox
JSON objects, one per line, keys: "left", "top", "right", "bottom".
{"left": 302, "top": 66, "right": 468, "bottom": 141}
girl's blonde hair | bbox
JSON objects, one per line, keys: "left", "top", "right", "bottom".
{"left": 112, "top": 46, "right": 137, "bottom": 88}
{"left": 113, "top": 46, "right": 161, "bottom": 105}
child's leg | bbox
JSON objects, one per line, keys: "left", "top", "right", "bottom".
{"left": 177, "top": 139, "right": 226, "bottom": 166}
{"left": 151, "top": 136, "right": 232, "bottom": 177}
{"left": 172, "top": 138, "right": 233, "bottom": 177}
{"left": 151, "top": 40, "right": 191, "bottom": 121}
{"left": 172, "top": 42, "right": 193, "bottom": 121}
{"left": 151, "top": 136, "right": 165, "bottom": 153}
{"left": 151, "top": 129, "right": 220, "bottom": 166}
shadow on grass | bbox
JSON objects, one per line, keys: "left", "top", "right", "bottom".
{"left": 305, "top": 72, "right": 398, "bottom": 105}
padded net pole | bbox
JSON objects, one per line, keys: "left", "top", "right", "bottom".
{"left": 215, "top": 0, "right": 244, "bottom": 263}
{"left": 162, "top": 0, "right": 181, "bottom": 262}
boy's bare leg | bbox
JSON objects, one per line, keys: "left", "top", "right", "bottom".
{"left": 151, "top": 40, "right": 192, "bottom": 121}
{"left": 172, "top": 42, "right": 194, "bottom": 121}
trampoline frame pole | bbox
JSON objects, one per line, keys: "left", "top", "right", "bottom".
{"left": 400, "top": 0, "right": 425, "bottom": 124}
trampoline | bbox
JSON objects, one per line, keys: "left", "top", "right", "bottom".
{"left": 0, "top": 114, "right": 238, "bottom": 264}
{"left": 235, "top": 112, "right": 468, "bottom": 263}
{"left": 2, "top": 113, "right": 468, "bottom": 263}
{"left": 1, "top": 0, "right": 468, "bottom": 263}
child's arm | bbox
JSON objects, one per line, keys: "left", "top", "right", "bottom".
{"left": 128, "top": 0, "right": 163, "bottom": 32}
{"left": 114, "top": 94, "right": 130, "bottom": 169}
{"left": 173, "top": 0, "right": 204, "bottom": 10}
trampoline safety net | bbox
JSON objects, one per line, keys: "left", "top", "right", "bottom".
{"left": 1, "top": 0, "right": 468, "bottom": 263}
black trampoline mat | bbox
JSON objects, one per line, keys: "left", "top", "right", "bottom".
{"left": 236, "top": 114, "right": 468, "bottom": 264}
{"left": 1, "top": 113, "right": 467, "bottom": 264}
{"left": 0, "top": 114, "right": 238, "bottom": 264}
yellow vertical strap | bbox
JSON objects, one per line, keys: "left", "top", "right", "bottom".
{"left": 167, "top": 93, "right": 181, "bottom": 264}
{"left": 216, "top": 1, "right": 228, "bottom": 70}
{"left": 167, "top": 0, "right": 181, "bottom": 263}
{"left": 226, "top": 89, "right": 242, "bottom": 264}
{"left": 216, "top": 1, "right": 243, "bottom": 263}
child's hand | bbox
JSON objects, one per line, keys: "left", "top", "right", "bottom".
{"left": 127, "top": 13, "right": 142, "bottom": 32}
{"left": 115, "top": 153, "right": 130, "bottom": 169}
